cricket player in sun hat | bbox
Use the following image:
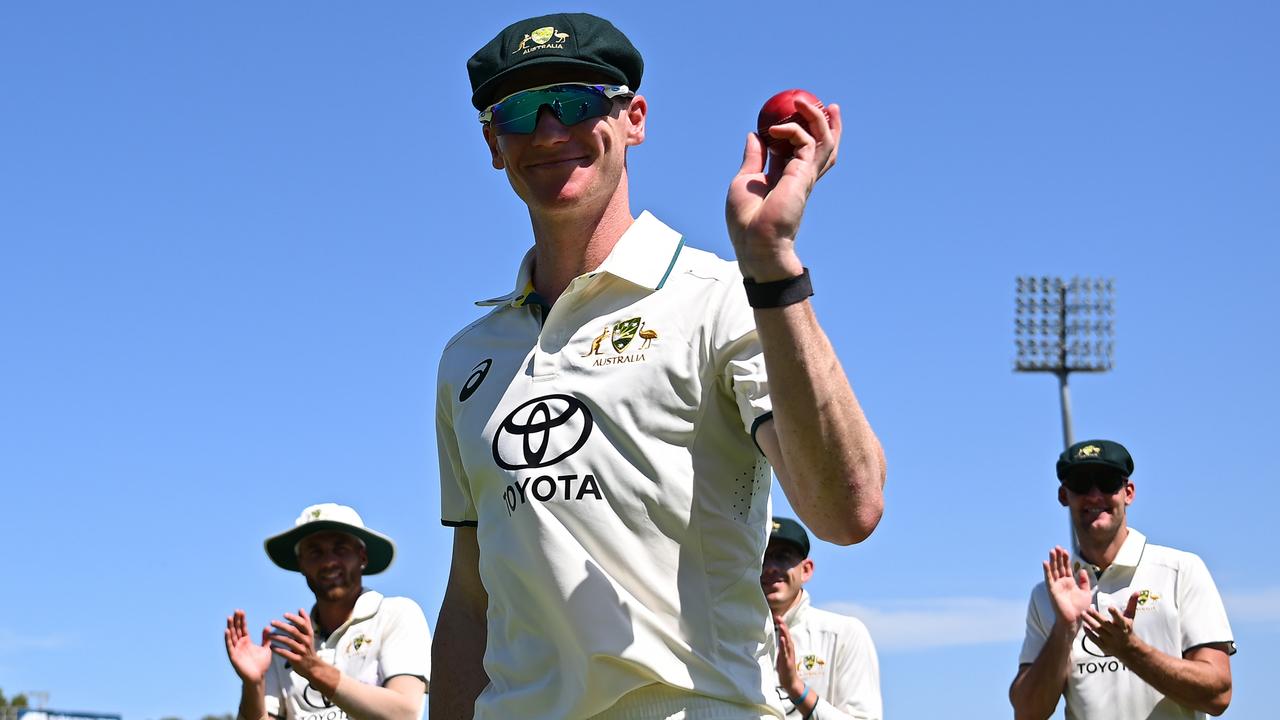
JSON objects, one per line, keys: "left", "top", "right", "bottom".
{"left": 224, "top": 503, "right": 431, "bottom": 720}
{"left": 1010, "top": 440, "right": 1235, "bottom": 720}
{"left": 432, "top": 11, "right": 886, "bottom": 720}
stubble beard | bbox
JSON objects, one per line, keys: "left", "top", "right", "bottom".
{"left": 307, "top": 569, "right": 361, "bottom": 602}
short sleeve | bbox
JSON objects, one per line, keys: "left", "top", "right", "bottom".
{"left": 437, "top": 357, "right": 478, "bottom": 526}
{"left": 1176, "top": 553, "right": 1236, "bottom": 655}
{"left": 1018, "top": 584, "right": 1051, "bottom": 665}
{"left": 378, "top": 598, "right": 433, "bottom": 688}
{"left": 710, "top": 273, "right": 772, "bottom": 437}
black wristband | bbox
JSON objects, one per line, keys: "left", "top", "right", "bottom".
{"left": 743, "top": 268, "right": 813, "bottom": 309}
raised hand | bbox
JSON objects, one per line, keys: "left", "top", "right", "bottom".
{"left": 225, "top": 610, "right": 273, "bottom": 684}
{"left": 726, "top": 99, "right": 842, "bottom": 283}
{"left": 1043, "top": 546, "right": 1092, "bottom": 630}
{"left": 269, "top": 608, "right": 327, "bottom": 682}
{"left": 774, "top": 615, "right": 805, "bottom": 699}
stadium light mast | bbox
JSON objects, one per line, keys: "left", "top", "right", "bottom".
{"left": 1014, "top": 276, "right": 1115, "bottom": 450}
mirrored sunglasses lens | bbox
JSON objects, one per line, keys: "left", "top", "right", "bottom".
{"left": 555, "top": 92, "right": 610, "bottom": 125}
{"left": 491, "top": 87, "right": 611, "bottom": 135}
{"left": 492, "top": 93, "right": 546, "bottom": 135}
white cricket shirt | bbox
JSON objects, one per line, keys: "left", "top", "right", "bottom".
{"left": 1019, "top": 528, "right": 1236, "bottom": 720}
{"left": 437, "top": 212, "right": 783, "bottom": 720}
{"left": 778, "top": 591, "right": 881, "bottom": 720}
{"left": 263, "top": 590, "right": 431, "bottom": 720}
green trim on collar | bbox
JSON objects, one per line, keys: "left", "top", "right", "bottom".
{"left": 654, "top": 238, "right": 686, "bottom": 290}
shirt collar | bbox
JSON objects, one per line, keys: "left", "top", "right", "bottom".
{"left": 1074, "top": 527, "right": 1147, "bottom": 575}
{"left": 1111, "top": 527, "right": 1146, "bottom": 567}
{"left": 312, "top": 589, "right": 384, "bottom": 641}
{"left": 475, "top": 211, "right": 685, "bottom": 307}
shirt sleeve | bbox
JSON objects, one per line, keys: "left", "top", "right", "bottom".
{"left": 820, "top": 618, "right": 882, "bottom": 720}
{"left": 1176, "top": 552, "right": 1236, "bottom": 655}
{"left": 1018, "top": 583, "right": 1051, "bottom": 665}
{"left": 377, "top": 598, "right": 433, "bottom": 688}
{"left": 437, "top": 355, "right": 478, "bottom": 526}
{"left": 710, "top": 269, "right": 772, "bottom": 437}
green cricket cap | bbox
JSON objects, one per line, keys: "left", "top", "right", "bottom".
{"left": 769, "top": 516, "right": 811, "bottom": 558}
{"left": 467, "top": 12, "right": 644, "bottom": 111}
{"left": 1056, "top": 439, "right": 1135, "bottom": 481}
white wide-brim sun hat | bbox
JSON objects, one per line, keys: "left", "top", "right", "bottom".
{"left": 264, "top": 503, "right": 396, "bottom": 575}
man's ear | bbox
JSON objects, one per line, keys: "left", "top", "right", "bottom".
{"left": 1058, "top": 485, "right": 1069, "bottom": 507}
{"left": 800, "top": 557, "right": 815, "bottom": 583}
{"left": 624, "top": 94, "right": 647, "bottom": 146}
{"left": 482, "top": 124, "right": 505, "bottom": 169}
{"left": 1123, "top": 480, "right": 1135, "bottom": 506}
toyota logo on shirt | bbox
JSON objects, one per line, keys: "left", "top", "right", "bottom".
{"left": 492, "top": 394, "right": 594, "bottom": 470}
{"left": 303, "top": 682, "right": 335, "bottom": 709}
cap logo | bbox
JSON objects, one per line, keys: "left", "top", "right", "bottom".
{"left": 1075, "top": 444, "right": 1102, "bottom": 460}
{"left": 310, "top": 508, "right": 323, "bottom": 520}
{"left": 771, "top": 521, "right": 782, "bottom": 532}
{"left": 513, "top": 26, "right": 570, "bottom": 55}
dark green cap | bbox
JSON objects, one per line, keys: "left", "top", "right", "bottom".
{"left": 1056, "top": 439, "right": 1135, "bottom": 481}
{"left": 769, "top": 516, "right": 811, "bottom": 558}
{"left": 467, "top": 13, "right": 644, "bottom": 110}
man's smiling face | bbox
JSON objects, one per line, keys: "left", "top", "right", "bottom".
{"left": 482, "top": 67, "right": 645, "bottom": 214}
{"left": 297, "top": 531, "right": 367, "bottom": 602}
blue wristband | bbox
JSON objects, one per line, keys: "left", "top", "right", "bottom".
{"left": 791, "top": 683, "right": 811, "bottom": 706}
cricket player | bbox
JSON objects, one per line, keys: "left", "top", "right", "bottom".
{"left": 433, "top": 12, "right": 885, "bottom": 719}
{"left": 764, "top": 517, "right": 881, "bottom": 719}
{"left": 1010, "top": 440, "right": 1235, "bottom": 720}
{"left": 225, "top": 503, "right": 430, "bottom": 720}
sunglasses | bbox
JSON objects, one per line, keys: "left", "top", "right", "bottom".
{"left": 478, "top": 83, "right": 633, "bottom": 136}
{"left": 1063, "top": 471, "right": 1128, "bottom": 495}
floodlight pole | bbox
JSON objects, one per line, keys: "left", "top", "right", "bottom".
{"left": 1054, "top": 281, "right": 1074, "bottom": 451}
{"left": 1015, "top": 276, "right": 1115, "bottom": 548}
{"left": 1014, "top": 276, "right": 1113, "bottom": 450}
{"left": 1057, "top": 371, "right": 1074, "bottom": 450}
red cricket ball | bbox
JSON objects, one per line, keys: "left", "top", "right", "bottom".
{"left": 756, "top": 89, "right": 830, "bottom": 156}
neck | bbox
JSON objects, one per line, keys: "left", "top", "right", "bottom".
{"left": 314, "top": 589, "right": 362, "bottom": 636}
{"left": 1077, "top": 525, "right": 1129, "bottom": 572}
{"left": 771, "top": 589, "right": 806, "bottom": 618}
{"left": 528, "top": 173, "right": 634, "bottom": 305}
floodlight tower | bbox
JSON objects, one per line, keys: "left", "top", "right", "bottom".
{"left": 1014, "top": 276, "right": 1115, "bottom": 450}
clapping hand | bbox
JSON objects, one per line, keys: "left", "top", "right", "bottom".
{"left": 225, "top": 610, "right": 272, "bottom": 684}
{"left": 1043, "top": 546, "right": 1092, "bottom": 631}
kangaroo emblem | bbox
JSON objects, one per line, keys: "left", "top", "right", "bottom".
{"left": 583, "top": 326, "right": 609, "bottom": 356}
{"left": 512, "top": 34, "right": 532, "bottom": 53}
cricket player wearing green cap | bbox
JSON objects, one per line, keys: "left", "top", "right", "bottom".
{"left": 432, "top": 11, "right": 886, "bottom": 720}
{"left": 1010, "top": 440, "right": 1236, "bottom": 720}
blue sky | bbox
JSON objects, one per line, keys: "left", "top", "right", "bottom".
{"left": 2, "top": 2, "right": 1277, "bottom": 718}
